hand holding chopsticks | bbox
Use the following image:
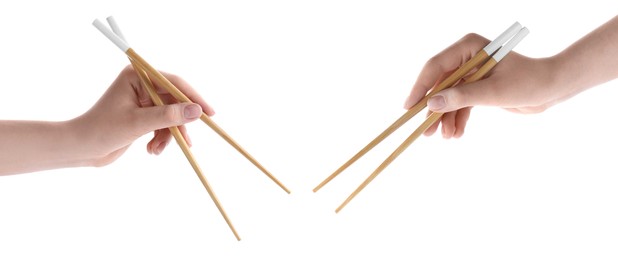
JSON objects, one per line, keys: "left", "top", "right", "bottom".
{"left": 93, "top": 15, "right": 529, "bottom": 230}
{"left": 315, "top": 22, "right": 530, "bottom": 213}
{"left": 93, "top": 17, "right": 290, "bottom": 240}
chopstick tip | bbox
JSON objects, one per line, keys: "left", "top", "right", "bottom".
{"left": 335, "top": 203, "right": 346, "bottom": 213}
{"left": 279, "top": 184, "right": 291, "bottom": 194}
{"left": 313, "top": 181, "right": 326, "bottom": 193}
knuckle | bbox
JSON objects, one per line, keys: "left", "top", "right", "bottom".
{"left": 460, "top": 33, "right": 490, "bottom": 49}
{"left": 162, "top": 105, "right": 181, "bottom": 124}
{"left": 449, "top": 88, "right": 467, "bottom": 107}
{"left": 425, "top": 55, "right": 444, "bottom": 71}
{"left": 462, "top": 32, "right": 482, "bottom": 41}
{"left": 122, "top": 64, "right": 134, "bottom": 72}
{"left": 120, "top": 65, "right": 139, "bottom": 83}
{"left": 121, "top": 65, "right": 135, "bottom": 76}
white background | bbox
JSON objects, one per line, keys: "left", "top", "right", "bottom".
{"left": 1, "top": 1, "right": 617, "bottom": 259}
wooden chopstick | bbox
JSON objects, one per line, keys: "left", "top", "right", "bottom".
{"left": 105, "top": 17, "right": 241, "bottom": 240}
{"left": 93, "top": 18, "right": 289, "bottom": 194}
{"left": 313, "top": 22, "right": 524, "bottom": 193}
{"left": 134, "top": 60, "right": 241, "bottom": 241}
{"left": 335, "top": 27, "right": 530, "bottom": 212}
{"left": 127, "top": 49, "right": 291, "bottom": 194}
{"left": 335, "top": 58, "right": 496, "bottom": 213}
{"left": 313, "top": 51, "right": 489, "bottom": 192}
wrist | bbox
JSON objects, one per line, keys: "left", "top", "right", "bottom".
{"left": 541, "top": 53, "right": 588, "bottom": 103}
{"left": 543, "top": 55, "right": 565, "bottom": 93}
{"left": 549, "top": 50, "right": 596, "bottom": 96}
{"left": 61, "top": 117, "right": 99, "bottom": 168}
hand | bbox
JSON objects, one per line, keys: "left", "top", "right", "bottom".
{"left": 403, "top": 33, "right": 560, "bottom": 138}
{"left": 70, "top": 65, "right": 215, "bottom": 167}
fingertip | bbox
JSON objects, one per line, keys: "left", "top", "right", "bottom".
{"left": 424, "top": 124, "right": 439, "bottom": 136}
{"left": 179, "top": 125, "right": 193, "bottom": 147}
{"left": 186, "top": 135, "right": 193, "bottom": 147}
{"left": 403, "top": 96, "right": 414, "bottom": 110}
{"left": 155, "top": 140, "right": 168, "bottom": 155}
{"left": 154, "top": 143, "right": 165, "bottom": 155}
{"left": 453, "top": 128, "right": 465, "bottom": 138}
{"left": 441, "top": 125, "right": 448, "bottom": 139}
{"left": 193, "top": 102, "right": 215, "bottom": 117}
{"left": 204, "top": 106, "right": 215, "bottom": 117}
{"left": 424, "top": 113, "right": 440, "bottom": 136}
{"left": 147, "top": 139, "right": 155, "bottom": 154}
{"left": 441, "top": 121, "right": 453, "bottom": 139}
{"left": 441, "top": 112, "right": 457, "bottom": 139}
{"left": 454, "top": 107, "right": 471, "bottom": 139}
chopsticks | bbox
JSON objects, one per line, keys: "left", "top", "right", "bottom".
{"left": 93, "top": 16, "right": 290, "bottom": 240}
{"left": 93, "top": 18, "right": 289, "bottom": 193}
{"left": 314, "top": 22, "right": 529, "bottom": 213}
{"left": 103, "top": 16, "right": 241, "bottom": 241}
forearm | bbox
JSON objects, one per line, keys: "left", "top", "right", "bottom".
{"left": 0, "top": 120, "right": 88, "bottom": 175}
{"left": 553, "top": 15, "right": 618, "bottom": 94}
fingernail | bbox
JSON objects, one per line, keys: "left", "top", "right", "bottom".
{"left": 427, "top": 95, "right": 446, "bottom": 111}
{"left": 184, "top": 104, "right": 202, "bottom": 120}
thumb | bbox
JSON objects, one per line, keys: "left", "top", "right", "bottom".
{"left": 133, "top": 103, "right": 202, "bottom": 135}
{"left": 426, "top": 80, "right": 493, "bottom": 113}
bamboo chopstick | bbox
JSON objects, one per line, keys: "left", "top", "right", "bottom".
{"left": 136, "top": 61, "right": 241, "bottom": 240}
{"left": 104, "top": 17, "right": 241, "bottom": 240}
{"left": 93, "top": 19, "right": 290, "bottom": 194}
{"left": 313, "top": 22, "right": 524, "bottom": 193}
{"left": 313, "top": 50, "right": 489, "bottom": 193}
{"left": 326, "top": 24, "right": 529, "bottom": 212}
{"left": 127, "top": 50, "right": 291, "bottom": 194}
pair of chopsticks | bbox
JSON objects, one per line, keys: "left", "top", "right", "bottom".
{"left": 93, "top": 16, "right": 290, "bottom": 241}
{"left": 314, "top": 22, "right": 529, "bottom": 213}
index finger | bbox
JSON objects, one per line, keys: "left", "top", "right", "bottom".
{"left": 155, "top": 71, "right": 216, "bottom": 116}
{"left": 404, "top": 33, "right": 489, "bottom": 109}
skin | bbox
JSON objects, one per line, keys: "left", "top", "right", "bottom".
{"left": 404, "top": 15, "right": 618, "bottom": 139}
{"left": 0, "top": 66, "right": 215, "bottom": 176}
{"left": 2, "top": 16, "right": 617, "bottom": 176}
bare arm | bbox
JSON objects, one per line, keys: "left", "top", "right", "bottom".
{"left": 0, "top": 120, "right": 85, "bottom": 174}
{"left": 553, "top": 15, "right": 618, "bottom": 99}
{"left": 0, "top": 66, "right": 214, "bottom": 176}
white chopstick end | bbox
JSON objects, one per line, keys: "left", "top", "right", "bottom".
{"left": 492, "top": 27, "right": 530, "bottom": 61}
{"left": 483, "top": 21, "right": 522, "bottom": 55}
{"left": 106, "top": 16, "right": 127, "bottom": 42}
{"left": 92, "top": 18, "right": 130, "bottom": 52}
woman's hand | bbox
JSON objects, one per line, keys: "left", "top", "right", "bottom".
{"left": 0, "top": 66, "right": 215, "bottom": 175}
{"left": 71, "top": 65, "right": 216, "bottom": 167}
